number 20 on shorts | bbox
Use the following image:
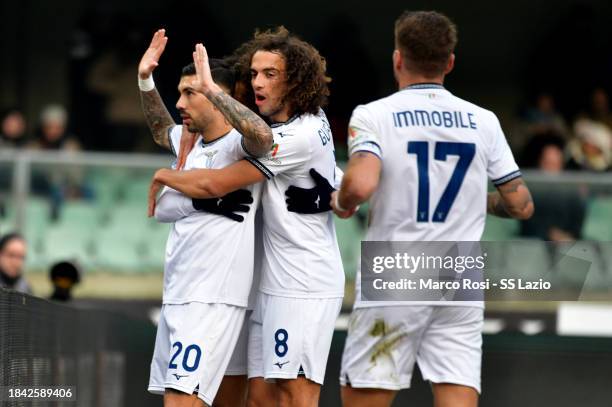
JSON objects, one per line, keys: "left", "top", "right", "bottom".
{"left": 168, "top": 342, "right": 202, "bottom": 372}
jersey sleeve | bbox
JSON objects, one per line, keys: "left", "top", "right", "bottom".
{"left": 155, "top": 186, "right": 196, "bottom": 223}
{"left": 347, "top": 105, "right": 382, "bottom": 159}
{"left": 244, "top": 130, "right": 311, "bottom": 179}
{"left": 487, "top": 116, "right": 521, "bottom": 186}
{"left": 221, "top": 130, "right": 259, "bottom": 161}
{"left": 167, "top": 125, "right": 182, "bottom": 157}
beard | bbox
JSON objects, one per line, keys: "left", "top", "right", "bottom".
{"left": 187, "top": 124, "right": 201, "bottom": 133}
{"left": 259, "top": 99, "right": 287, "bottom": 121}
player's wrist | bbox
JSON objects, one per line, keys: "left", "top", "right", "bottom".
{"left": 200, "top": 81, "right": 220, "bottom": 97}
{"left": 138, "top": 74, "right": 155, "bottom": 91}
{"left": 334, "top": 192, "right": 350, "bottom": 212}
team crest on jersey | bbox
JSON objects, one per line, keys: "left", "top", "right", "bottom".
{"left": 263, "top": 143, "right": 282, "bottom": 165}
{"left": 203, "top": 150, "right": 218, "bottom": 168}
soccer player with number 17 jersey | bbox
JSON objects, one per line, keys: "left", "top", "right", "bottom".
{"left": 332, "top": 11, "right": 534, "bottom": 407}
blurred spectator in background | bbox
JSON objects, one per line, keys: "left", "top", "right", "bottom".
{"left": 28, "top": 105, "right": 92, "bottom": 220}
{"left": 513, "top": 92, "right": 569, "bottom": 156}
{"left": 587, "top": 88, "right": 612, "bottom": 130}
{"left": 520, "top": 135, "right": 586, "bottom": 241}
{"left": 87, "top": 22, "right": 151, "bottom": 152}
{"left": 0, "top": 232, "right": 31, "bottom": 294}
{"left": 49, "top": 260, "right": 81, "bottom": 302}
{"left": 523, "top": 92, "right": 569, "bottom": 139}
{"left": 0, "top": 108, "right": 28, "bottom": 217}
{"left": 0, "top": 108, "right": 28, "bottom": 148}
{"left": 566, "top": 119, "right": 612, "bottom": 172}
{"left": 29, "top": 104, "right": 81, "bottom": 151}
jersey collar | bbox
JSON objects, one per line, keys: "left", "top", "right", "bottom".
{"left": 270, "top": 114, "right": 299, "bottom": 128}
{"left": 201, "top": 129, "right": 233, "bottom": 147}
{"left": 400, "top": 82, "right": 445, "bottom": 91}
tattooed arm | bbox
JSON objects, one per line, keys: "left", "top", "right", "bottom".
{"left": 193, "top": 43, "right": 273, "bottom": 157}
{"left": 138, "top": 29, "right": 175, "bottom": 151}
{"left": 487, "top": 177, "right": 534, "bottom": 219}
{"left": 140, "top": 89, "right": 175, "bottom": 150}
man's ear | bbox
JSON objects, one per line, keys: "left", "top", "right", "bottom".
{"left": 445, "top": 53, "right": 455, "bottom": 75}
{"left": 393, "top": 49, "right": 403, "bottom": 73}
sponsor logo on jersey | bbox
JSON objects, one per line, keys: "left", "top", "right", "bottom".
{"left": 274, "top": 361, "right": 290, "bottom": 369}
{"left": 173, "top": 374, "right": 189, "bottom": 380}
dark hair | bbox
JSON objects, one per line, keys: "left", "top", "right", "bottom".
{"left": 1, "top": 107, "right": 24, "bottom": 121}
{"left": 0, "top": 232, "right": 24, "bottom": 251}
{"left": 521, "top": 132, "right": 566, "bottom": 168}
{"left": 181, "top": 58, "right": 236, "bottom": 94}
{"left": 394, "top": 11, "right": 457, "bottom": 77}
{"left": 233, "top": 26, "right": 331, "bottom": 116}
{"left": 50, "top": 261, "right": 81, "bottom": 283}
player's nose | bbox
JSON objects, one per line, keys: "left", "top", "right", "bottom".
{"left": 252, "top": 74, "right": 264, "bottom": 90}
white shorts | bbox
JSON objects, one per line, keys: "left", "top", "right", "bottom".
{"left": 340, "top": 306, "right": 483, "bottom": 393}
{"left": 148, "top": 302, "right": 246, "bottom": 405}
{"left": 248, "top": 293, "right": 342, "bottom": 385}
{"left": 225, "top": 310, "right": 252, "bottom": 376}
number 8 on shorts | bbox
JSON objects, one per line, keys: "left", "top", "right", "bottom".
{"left": 274, "top": 329, "right": 288, "bottom": 357}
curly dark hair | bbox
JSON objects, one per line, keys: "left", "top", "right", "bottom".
{"left": 233, "top": 26, "right": 331, "bottom": 117}
{"left": 395, "top": 11, "right": 457, "bottom": 77}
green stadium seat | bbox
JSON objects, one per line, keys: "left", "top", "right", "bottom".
{"left": 59, "top": 201, "right": 101, "bottom": 229}
{"left": 43, "top": 223, "right": 95, "bottom": 268}
{"left": 582, "top": 197, "right": 612, "bottom": 241}
{"left": 93, "top": 225, "right": 146, "bottom": 271}
{"left": 335, "top": 217, "right": 365, "bottom": 279}
{"left": 142, "top": 222, "right": 171, "bottom": 270}
{"left": 482, "top": 216, "right": 519, "bottom": 240}
{"left": 121, "top": 176, "right": 154, "bottom": 204}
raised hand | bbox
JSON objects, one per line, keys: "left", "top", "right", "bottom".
{"left": 138, "top": 29, "right": 168, "bottom": 80}
{"left": 192, "top": 43, "right": 218, "bottom": 94}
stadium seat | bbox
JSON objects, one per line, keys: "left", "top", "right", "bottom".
{"left": 582, "top": 197, "right": 612, "bottom": 241}
{"left": 58, "top": 201, "right": 101, "bottom": 229}
{"left": 121, "top": 175, "right": 154, "bottom": 204}
{"left": 334, "top": 216, "right": 365, "bottom": 279}
{"left": 43, "top": 222, "right": 95, "bottom": 268}
{"left": 94, "top": 225, "right": 146, "bottom": 271}
{"left": 482, "top": 216, "right": 519, "bottom": 240}
{"left": 142, "top": 222, "right": 170, "bottom": 270}
{"left": 24, "top": 198, "right": 52, "bottom": 269}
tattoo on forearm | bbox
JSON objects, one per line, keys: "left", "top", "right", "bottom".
{"left": 488, "top": 178, "right": 534, "bottom": 219}
{"left": 487, "top": 193, "right": 511, "bottom": 218}
{"left": 140, "top": 88, "right": 175, "bottom": 150}
{"left": 205, "top": 89, "right": 272, "bottom": 156}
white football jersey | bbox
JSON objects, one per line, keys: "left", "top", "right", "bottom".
{"left": 161, "top": 125, "right": 262, "bottom": 307}
{"left": 348, "top": 84, "right": 520, "bottom": 308}
{"left": 245, "top": 110, "right": 345, "bottom": 299}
